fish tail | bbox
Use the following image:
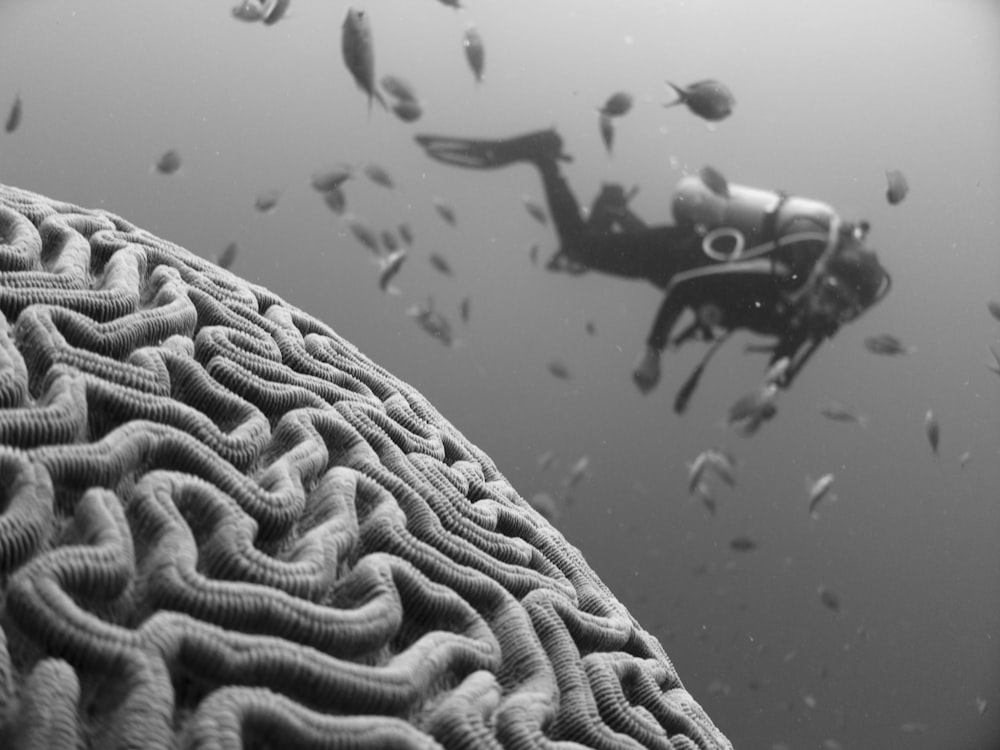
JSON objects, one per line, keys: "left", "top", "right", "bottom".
{"left": 663, "top": 82, "right": 686, "bottom": 107}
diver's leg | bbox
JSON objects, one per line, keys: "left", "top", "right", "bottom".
{"left": 536, "top": 160, "right": 587, "bottom": 245}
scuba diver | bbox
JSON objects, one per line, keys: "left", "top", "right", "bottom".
{"left": 414, "top": 129, "right": 892, "bottom": 412}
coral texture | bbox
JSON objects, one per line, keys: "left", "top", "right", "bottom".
{"left": 0, "top": 183, "right": 731, "bottom": 749}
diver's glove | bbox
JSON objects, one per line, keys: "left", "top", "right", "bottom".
{"left": 632, "top": 346, "right": 661, "bottom": 394}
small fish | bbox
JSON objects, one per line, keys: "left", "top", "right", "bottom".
{"left": 433, "top": 196, "right": 457, "bottom": 226}
{"left": 459, "top": 295, "right": 470, "bottom": 324}
{"left": 986, "top": 299, "right": 1000, "bottom": 321}
{"left": 705, "top": 449, "right": 738, "bottom": 487}
{"left": 377, "top": 250, "right": 407, "bottom": 294}
{"left": 726, "top": 383, "right": 779, "bottom": 437}
{"left": 436, "top": 0, "right": 461, "bottom": 7}
{"left": 564, "top": 456, "right": 590, "bottom": 488}
{"left": 807, "top": 473, "right": 836, "bottom": 517}
{"left": 598, "top": 91, "right": 633, "bottom": 117}
{"left": 817, "top": 585, "right": 840, "bottom": 613}
{"left": 463, "top": 25, "right": 485, "bottom": 85}
{"left": 311, "top": 167, "right": 352, "bottom": 192}
{"left": 254, "top": 188, "right": 280, "bottom": 213}
{"left": 398, "top": 223, "right": 414, "bottom": 246}
{"left": 987, "top": 346, "right": 1000, "bottom": 376}
{"left": 686, "top": 452, "right": 711, "bottom": 494}
{"left": 547, "top": 360, "right": 571, "bottom": 380}
{"left": 536, "top": 450, "right": 555, "bottom": 470}
{"left": 696, "top": 485, "right": 717, "bottom": 517}
{"left": 261, "top": 0, "right": 290, "bottom": 25}
{"left": 958, "top": 450, "right": 972, "bottom": 469}
{"left": 344, "top": 215, "right": 380, "bottom": 255}
{"left": 529, "top": 492, "right": 559, "bottom": 522}
{"left": 585, "top": 320, "right": 596, "bottom": 335}
{"left": 363, "top": 162, "right": 394, "bottom": 189}
{"left": 598, "top": 114, "right": 614, "bottom": 154}
{"left": 231, "top": 0, "right": 264, "bottom": 22}
{"left": 216, "top": 241, "right": 239, "bottom": 270}
{"left": 976, "top": 696, "right": 988, "bottom": 716}
{"left": 406, "top": 297, "right": 455, "bottom": 347}
{"left": 428, "top": 253, "right": 453, "bottom": 276}
{"left": 924, "top": 409, "right": 940, "bottom": 455}
{"left": 729, "top": 536, "right": 757, "bottom": 552}
{"left": 379, "top": 74, "right": 417, "bottom": 103}
{"left": 885, "top": 169, "right": 909, "bottom": 205}
{"left": 522, "top": 195, "right": 548, "bottom": 225}
{"left": 664, "top": 79, "right": 735, "bottom": 122}
{"left": 391, "top": 99, "right": 423, "bottom": 123}
{"left": 899, "top": 722, "right": 928, "bottom": 735}
{"left": 342, "top": 8, "right": 386, "bottom": 114}
{"left": 5, "top": 92, "right": 22, "bottom": 133}
{"left": 763, "top": 356, "right": 790, "bottom": 387}
{"left": 154, "top": 149, "right": 182, "bottom": 175}
{"left": 529, "top": 243, "right": 540, "bottom": 265}
{"left": 380, "top": 230, "right": 398, "bottom": 252}
{"left": 818, "top": 401, "right": 868, "bottom": 428}
{"left": 863, "top": 333, "right": 915, "bottom": 356}
{"left": 699, "top": 165, "right": 730, "bottom": 199}
{"left": 323, "top": 186, "right": 347, "bottom": 215}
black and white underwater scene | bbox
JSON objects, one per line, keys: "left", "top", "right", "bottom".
{"left": 1, "top": 0, "right": 999, "bottom": 748}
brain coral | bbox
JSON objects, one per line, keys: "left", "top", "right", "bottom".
{"left": 0, "top": 183, "right": 731, "bottom": 750}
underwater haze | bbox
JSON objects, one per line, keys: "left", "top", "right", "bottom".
{"left": 2, "top": 0, "right": 999, "bottom": 747}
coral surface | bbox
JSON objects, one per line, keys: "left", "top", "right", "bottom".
{"left": 0, "top": 183, "right": 731, "bottom": 749}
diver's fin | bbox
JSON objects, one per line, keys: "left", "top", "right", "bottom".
{"left": 414, "top": 129, "right": 571, "bottom": 170}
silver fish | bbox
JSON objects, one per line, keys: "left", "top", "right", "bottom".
{"left": 729, "top": 536, "right": 757, "bottom": 552}
{"left": 392, "top": 99, "right": 423, "bottom": 123}
{"left": 154, "top": 149, "right": 182, "bottom": 175}
{"left": 216, "top": 241, "right": 239, "bottom": 270}
{"left": 664, "top": 79, "right": 735, "bottom": 122}
{"left": 686, "top": 451, "right": 711, "bottom": 494}
{"left": 380, "top": 230, "right": 398, "bottom": 252}
{"left": 380, "top": 74, "right": 417, "bottom": 103}
{"left": 261, "top": 0, "right": 290, "bottom": 25}
{"left": 433, "top": 196, "right": 456, "bottom": 226}
{"left": 598, "top": 113, "right": 614, "bottom": 154}
{"left": 763, "top": 356, "right": 790, "bottom": 386}
{"left": 585, "top": 320, "right": 596, "bottom": 335}
{"left": 364, "top": 162, "right": 394, "bottom": 189}
{"left": 547, "top": 360, "right": 571, "bottom": 380}
{"left": 311, "top": 167, "right": 352, "bottom": 192}
{"left": 727, "top": 383, "right": 779, "bottom": 436}
{"left": 459, "top": 295, "right": 470, "bottom": 324}
{"left": 231, "top": 0, "right": 265, "bottom": 22}
{"left": 988, "top": 346, "right": 1000, "bottom": 376}
{"left": 522, "top": 195, "right": 548, "bottom": 225}
{"left": 529, "top": 243, "right": 540, "bottom": 265}
{"left": 818, "top": 401, "right": 868, "bottom": 428}
{"left": 959, "top": 450, "right": 972, "bottom": 469}
{"left": 807, "top": 473, "right": 836, "bottom": 516}
{"left": 536, "top": 450, "right": 555, "bottom": 470}
{"left": 323, "top": 186, "right": 347, "bottom": 215}
{"left": 463, "top": 25, "right": 485, "bottom": 85}
{"left": 436, "top": 0, "right": 461, "bottom": 7}
{"left": 378, "top": 250, "right": 407, "bottom": 294}
{"left": 342, "top": 8, "right": 386, "bottom": 114}
{"left": 407, "top": 297, "right": 455, "bottom": 346}
{"left": 344, "top": 215, "right": 380, "bottom": 255}
{"left": 398, "top": 223, "right": 414, "bottom": 246}
{"left": 429, "top": 253, "right": 453, "bottom": 276}
{"left": 885, "top": 169, "right": 909, "bottom": 205}
{"left": 700, "top": 165, "right": 730, "bottom": 199}
{"left": 924, "top": 409, "right": 939, "bottom": 455}
{"left": 986, "top": 299, "right": 1000, "bottom": 321}
{"left": 529, "top": 492, "right": 559, "bottom": 522}
{"left": 564, "top": 455, "right": 590, "bottom": 488}
{"left": 817, "top": 585, "right": 840, "bottom": 613}
{"left": 863, "top": 333, "right": 915, "bottom": 356}
{"left": 598, "top": 91, "right": 633, "bottom": 117}
{"left": 5, "top": 92, "right": 22, "bottom": 133}
{"left": 254, "top": 188, "right": 280, "bottom": 213}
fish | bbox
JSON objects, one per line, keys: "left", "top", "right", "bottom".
{"left": 391, "top": 99, "right": 423, "bottom": 123}
{"left": 988, "top": 346, "right": 1000, "bottom": 376}
{"left": 459, "top": 295, "right": 470, "bottom": 324}
{"left": 863, "top": 333, "right": 915, "bottom": 356}
{"left": 987, "top": 299, "right": 1000, "bottom": 321}
{"left": 976, "top": 696, "right": 988, "bottom": 716}
{"left": 261, "top": 0, "right": 290, "bottom": 25}
{"left": 428, "top": 253, "right": 453, "bottom": 276}
{"left": 817, "top": 585, "right": 840, "bottom": 613}
{"left": 885, "top": 169, "right": 909, "bottom": 205}
{"left": 547, "top": 360, "right": 571, "bottom": 380}
{"left": 763, "top": 356, "right": 790, "bottom": 387}
{"left": 726, "top": 383, "right": 779, "bottom": 436}
{"left": 529, "top": 243, "right": 540, "bottom": 265}
{"left": 433, "top": 196, "right": 457, "bottom": 226}
{"left": 598, "top": 91, "right": 633, "bottom": 117}
{"left": 696, "top": 485, "right": 717, "bottom": 517}
{"left": 322, "top": 186, "right": 347, "bottom": 215}
{"left": 341, "top": 8, "right": 386, "bottom": 114}
{"left": 958, "top": 450, "right": 972, "bottom": 469}
{"left": 585, "top": 320, "right": 596, "bottom": 335}
{"left": 380, "top": 230, "right": 398, "bottom": 253}
{"left": 406, "top": 297, "right": 456, "bottom": 347}
{"left": 536, "top": 450, "right": 555, "bottom": 470}
{"left": 818, "top": 401, "right": 868, "bottom": 428}
{"left": 522, "top": 195, "right": 548, "bottom": 225}
{"left": 216, "top": 241, "right": 239, "bottom": 270}
{"left": 377, "top": 250, "right": 407, "bottom": 294}
{"left": 398, "top": 223, "right": 414, "bottom": 246}
{"left": 363, "top": 162, "right": 394, "bottom": 189}
{"left": 344, "top": 215, "right": 380, "bottom": 255}
{"left": 5, "top": 92, "right": 22, "bottom": 133}
{"left": 379, "top": 74, "right": 417, "bottom": 103}
{"left": 705, "top": 449, "right": 738, "bottom": 487}
{"left": 529, "top": 492, "right": 559, "bottom": 522}
{"left": 463, "top": 25, "right": 485, "bottom": 85}
{"left": 664, "top": 79, "right": 735, "bottom": 122}
{"left": 436, "top": 0, "right": 461, "bottom": 7}
{"left": 254, "top": 189, "right": 280, "bottom": 213}
{"left": 807, "top": 473, "right": 836, "bottom": 517}
{"left": 311, "top": 167, "right": 352, "bottom": 193}
{"left": 686, "top": 452, "right": 711, "bottom": 494}
{"left": 154, "top": 149, "right": 182, "bottom": 175}
{"left": 564, "top": 456, "right": 590, "bottom": 488}
{"left": 729, "top": 536, "right": 757, "bottom": 552}
{"left": 699, "top": 165, "right": 730, "bottom": 199}
{"left": 924, "top": 409, "right": 939, "bottom": 455}
{"left": 598, "top": 114, "right": 614, "bottom": 154}
{"left": 231, "top": 0, "right": 265, "bottom": 22}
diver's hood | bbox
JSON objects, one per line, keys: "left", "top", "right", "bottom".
{"left": 672, "top": 175, "right": 838, "bottom": 242}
